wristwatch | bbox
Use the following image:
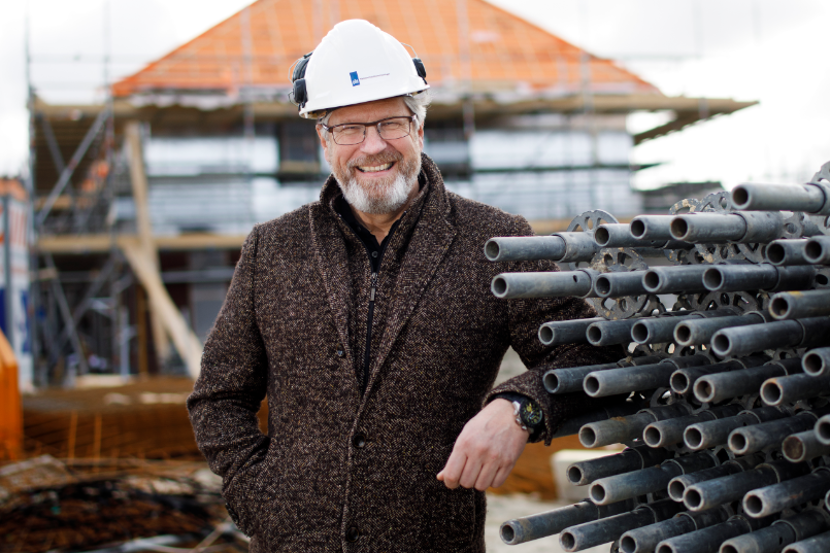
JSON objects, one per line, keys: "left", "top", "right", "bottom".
{"left": 498, "top": 393, "right": 544, "bottom": 436}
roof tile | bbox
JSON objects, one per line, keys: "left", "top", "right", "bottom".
{"left": 112, "top": 0, "right": 659, "bottom": 98}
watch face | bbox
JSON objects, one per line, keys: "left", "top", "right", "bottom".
{"left": 521, "top": 401, "right": 543, "bottom": 426}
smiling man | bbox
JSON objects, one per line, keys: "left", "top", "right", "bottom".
{"left": 187, "top": 19, "right": 620, "bottom": 553}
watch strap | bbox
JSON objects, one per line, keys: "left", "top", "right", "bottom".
{"left": 494, "top": 392, "right": 545, "bottom": 438}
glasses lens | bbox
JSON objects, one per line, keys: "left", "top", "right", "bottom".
{"left": 333, "top": 124, "right": 365, "bottom": 145}
{"left": 377, "top": 117, "right": 412, "bottom": 140}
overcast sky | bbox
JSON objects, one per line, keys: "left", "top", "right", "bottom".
{"left": 1, "top": 0, "right": 828, "bottom": 190}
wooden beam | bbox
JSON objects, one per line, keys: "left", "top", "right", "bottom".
{"left": 136, "top": 285, "right": 149, "bottom": 378}
{"left": 125, "top": 121, "right": 170, "bottom": 363}
{"left": 37, "top": 233, "right": 248, "bottom": 254}
{"left": 120, "top": 242, "right": 203, "bottom": 380}
{"left": 0, "top": 329, "right": 22, "bottom": 460}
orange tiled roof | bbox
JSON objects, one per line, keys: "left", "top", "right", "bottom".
{"left": 112, "top": 0, "right": 659, "bottom": 98}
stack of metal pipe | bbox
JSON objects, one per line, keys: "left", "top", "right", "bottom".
{"left": 493, "top": 161, "right": 830, "bottom": 553}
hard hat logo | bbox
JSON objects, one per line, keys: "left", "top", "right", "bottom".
{"left": 293, "top": 19, "right": 429, "bottom": 119}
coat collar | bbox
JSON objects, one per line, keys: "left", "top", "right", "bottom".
{"left": 308, "top": 154, "right": 457, "bottom": 398}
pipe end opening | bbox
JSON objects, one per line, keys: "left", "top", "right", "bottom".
{"left": 499, "top": 523, "right": 517, "bottom": 544}
{"left": 656, "top": 543, "right": 676, "bottom": 553}
{"left": 743, "top": 494, "right": 764, "bottom": 516}
{"left": 538, "top": 325, "right": 554, "bottom": 345}
{"left": 643, "top": 271, "right": 661, "bottom": 292}
{"left": 589, "top": 483, "right": 607, "bottom": 504}
{"left": 586, "top": 326, "right": 603, "bottom": 346}
{"left": 721, "top": 545, "right": 739, "bottom": 553}
{"left": 732, "top": 186, "right": 751, "bottom": 208}
{"left": 670, "top": 372, "right": 690, "bottom": 394}
{"left": 491, "top": 276, "right": 508, "bottom": 297}
{"left": 684, "top": 427, "right": 704, "bottom": 449}
{"left": 668, "top": 480, "right": 686, "bottom": 501}
{"left": 803, "top": 352, "right": 824, "bottom": 376}
{"left": 760, "top": 381, "right": 783, "bottom": 405}
{"left": 484, "top": 240, "right": 501, "bottom": 261}
{"left": 595, "top": 275, "right": 612, "bottom": 297}
{"left": 782, "top": 435, "right": 805, "bottom": 462}
{"left": 620, "top": 536, "right": 637, "bottom": 553}
{"left": 703, "top": 267, "right": 724, "bottom": 291}
{"left": 694, "top": 380, "right": 714, "bottom": 402}
{"left": 684, "top": 488, "right": 703, "bottom": 510}
{"left": 567, "top": 465, "right": 584, "bottom": 485}
{"left": 712, "top": 334, "right": 731, "bottom": 356}
{"left": 729, "top": 431, "right": 748, "bottom": 453}
{"left": 674, "top": 324, "right": 692, "bottom": 345}
{"left": 594, "top": 227, "right": 610, "bottom": 246}
{"left": 644, "top": 426, "right": 662, "bottom": 447}
{"left": 817, "top": 419, "right": 830, "bottom": 442}
{"left": 584, "top": 375, "right": 601, "bottom": 396}
{"left": 631, "top": 323, "right": 649, "bottom": 343}
{"left": 630, "top": 219, "right": 646, "bottom": 239}
{"left": 766, "top": 243, "right": 786, "bottom": 265}
{"left": 670, "top": 217, "right": 690, "bottom": 240}
{"left": 543, "top": 371, "right": 560, "bottom": 393}
{"left": 769, "top": 296, "right": 791, "bottom": 319}
{"left": 579, "top": 426, "right": 598, "bottom": 448}
{"left": 805, "top": 240, "right": 825, "bottom": 263}
{"left": 560, "top": 532, "right": 576, "bottom": 552}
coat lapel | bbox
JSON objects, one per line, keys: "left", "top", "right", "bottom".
{"left": 364, "top": 157, "right": 457, "bottom": 396}
{"left": 309, "top": 191, "right": 354, "bottom": 366}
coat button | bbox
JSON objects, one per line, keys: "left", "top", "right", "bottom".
{"left": 336, "top": 349, "right": 345, "bottom": 358}
{"left": 352, "top": 433, "right": 366, "bottom": 448}
{"left": 346, "top": 526, "right": 360, "bottom": 542}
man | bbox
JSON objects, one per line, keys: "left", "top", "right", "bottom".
{"left": 188, "top": 19, "right": 619, "bottom": 552}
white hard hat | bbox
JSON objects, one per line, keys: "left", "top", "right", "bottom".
{"left": 291, "top": 19, "right": 429, "bottom": 119}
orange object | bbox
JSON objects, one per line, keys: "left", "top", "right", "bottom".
{"left": 0, "top": 329, "right": 22, "bottom": 460}
{"left": 112, "top": 0, "right": 658, "bottom": 98}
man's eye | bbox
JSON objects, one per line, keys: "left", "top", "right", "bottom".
{"left": 337, "top": 125, "right": 363, "bottom": 135}
{"left": 380, "top": 121, "right": 404, "bottom": 131}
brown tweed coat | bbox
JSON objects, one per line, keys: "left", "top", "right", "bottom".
{"left": 188, "top": 154, "right": 620, "bottom": 552}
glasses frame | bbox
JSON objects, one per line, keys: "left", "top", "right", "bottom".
{"left": 321, "top": 114, "right": 418, "bottom": 145}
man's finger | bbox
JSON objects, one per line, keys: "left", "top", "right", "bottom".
{"left": 438, "top": 451, "right": 468, "bottom": 489}
{"left": 492, "top": 462, "right": 515, "bottom": 489}
{"left": 473, "top": 458, "right": 500, "bottom": 491}
{"left": 458, "top": 456, "right": 484, "bottom": 490}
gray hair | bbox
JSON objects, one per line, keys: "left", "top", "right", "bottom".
{"left": 318, "top": 91, "right": 431, "bottom": 139}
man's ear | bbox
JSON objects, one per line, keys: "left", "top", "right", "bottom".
{"left": 316, "top": 124, "right": 332, "bottom": 162}
{"left": 316, "top": 124, "right": 328, "bottom": 149}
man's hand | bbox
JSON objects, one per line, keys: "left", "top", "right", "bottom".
{"left": 436, "top": 398, "right": 529, "bottom": 491}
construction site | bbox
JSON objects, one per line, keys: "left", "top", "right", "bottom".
{"left": 3, "top": 0, "right": 830, "bottom": 552}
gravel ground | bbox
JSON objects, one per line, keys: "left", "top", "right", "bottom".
{"left": 485, "top": 493, "right": 612, "bottom": 553}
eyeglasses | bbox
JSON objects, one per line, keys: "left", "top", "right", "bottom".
{"left": 321, "top": 115, "right": 417, "bottom": 145}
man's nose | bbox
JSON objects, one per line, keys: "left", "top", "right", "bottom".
{"left": 360, "top": 125, "right": 387, "bottom": 155}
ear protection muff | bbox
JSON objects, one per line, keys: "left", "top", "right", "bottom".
{"left": 291, "top": 52, "right": 313, "bottom": 108}
{"left": 412, "top": 58, "right": 427, "bottom": 82}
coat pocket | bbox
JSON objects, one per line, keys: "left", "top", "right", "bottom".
{"left": 222, "top": 448, "right": 279, "bottom": 538}
{"left": 414, "top": 443, "right": 477, "bottom": 548}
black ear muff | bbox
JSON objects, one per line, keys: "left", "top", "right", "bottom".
{"left": 291, "top": 52, "right": 313, "bottom": 108}
{"left": 412, "top": 58, "right": 427, "bottom": 82}
{"left": 293, "top": 78, "right": 307, "bottom": 107}
{"left": 292, "top": 52, "right": 313, "bottom": 81}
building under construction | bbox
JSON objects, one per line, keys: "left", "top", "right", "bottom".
{"left": 25, "top": 0, "right": 755, "bottom": 390}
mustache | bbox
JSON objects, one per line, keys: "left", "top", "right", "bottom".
{"left": 347, "top": 151, "right": 403, "bottom": 170}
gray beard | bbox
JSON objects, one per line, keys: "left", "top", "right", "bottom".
{"left": 339, "top": 171, "right": 415, "bottom": 214}
{"left": 333, "top": 152, "right": 422, "bottom": 215}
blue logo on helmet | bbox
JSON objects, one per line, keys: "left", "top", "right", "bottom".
{"left": 350, "top": 71, "right": 360, "bottom": 86}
